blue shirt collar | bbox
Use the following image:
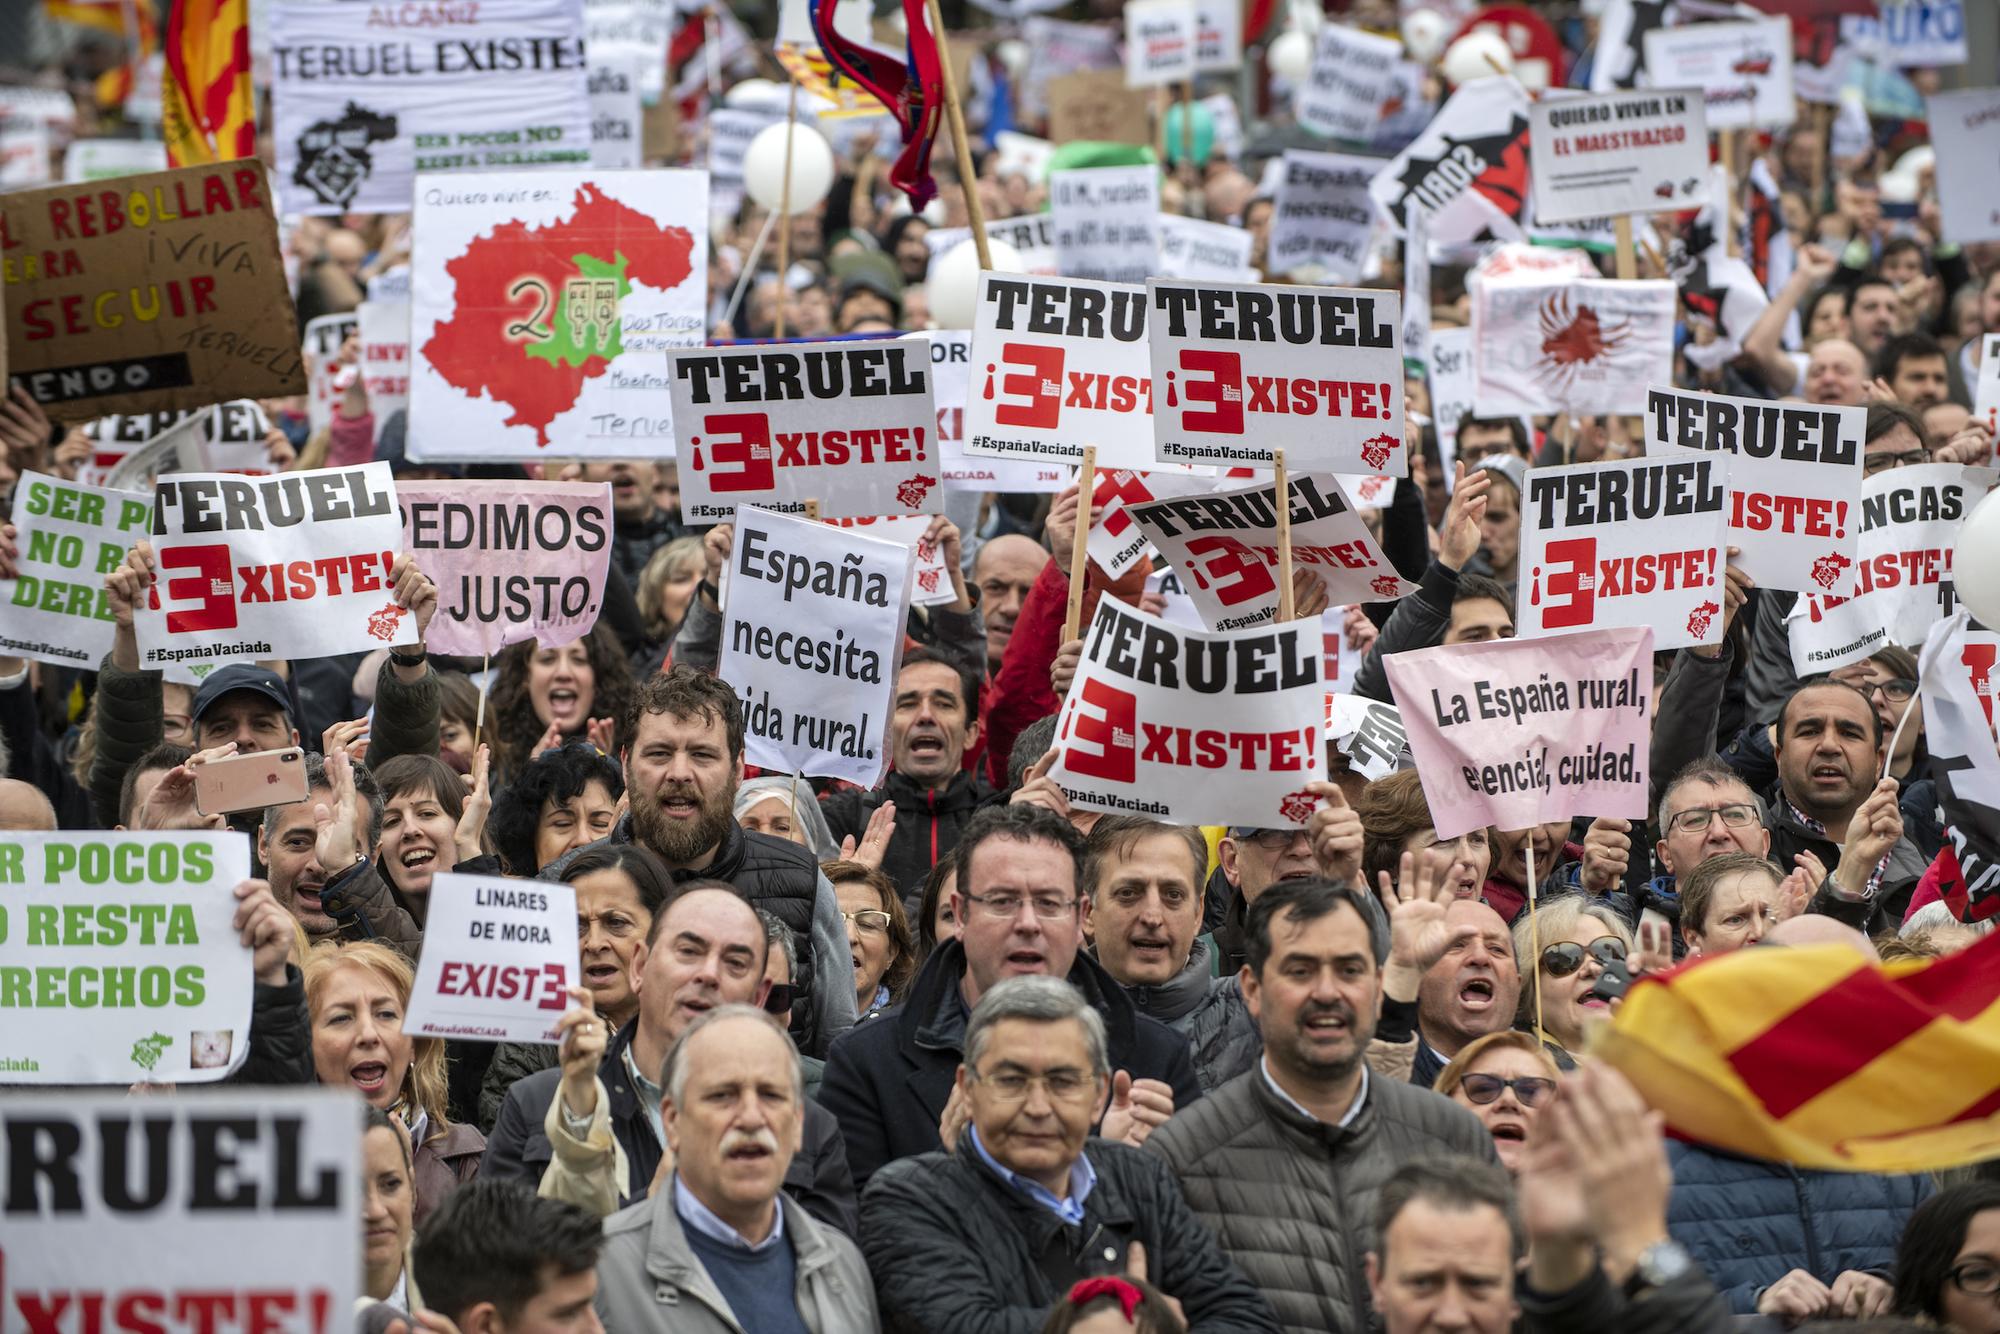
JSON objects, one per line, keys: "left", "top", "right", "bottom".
{"left": 672, "top": 1174, "right": 786, "bottom": 1253}
{"left": 968, "top": 1125, "right": 1097, "bottom": 1226}
{"left": 1261, "top": 1057, "right": 1369, "bottom": 1128}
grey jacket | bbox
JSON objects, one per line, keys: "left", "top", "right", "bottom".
{"left": 594, "top": 1183, "right": 877, "bottom": 1334}
{"left": 1147, "top": 1064, "right": 1500, "bottom": 1334}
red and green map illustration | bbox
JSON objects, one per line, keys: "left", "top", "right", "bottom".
{"left": 422, "top": 183, "right": 696, "bottom": 446}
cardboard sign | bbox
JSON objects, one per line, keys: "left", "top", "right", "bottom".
{"left": 3, "top": 1088, "right": 358, "bottom": 1333}
{"left": 405, "top": 873, "right": 578, "bottom": 1043}
{"left": 134, "top": 462, "right": 410, "bottom": 670}
{"left": 670, "top": 339, "right": 943, "bottom": 522}
{"left": 1518, "top": 455, "right": 1729, "bottom": 652}
{"left": 1648, "top": 385, "right": 1866, "bottom": 598}
{"left": 1268, "top": 149, "right": 1378, "bottom": 283}
{"left": 820, "top": 514, "right": 957, "bottom": 606}
{"left": 1786, "top": 464, "right": 1993, "bottom": 672}
{"left": 965, "top": 274, "right": 1172, "bottom": 473}
{"left": 1157, "top": 215, "right": 1256, "bottom": 282}
{"left": 1930, "top": 89, "right": 2000, "bottom": 246}
{"left": 358, "top": 298, "right": 410, "bottom": 432}
{"left": 1050, "top": 165, "right": 1160, "bottom": 284}
{"left": 1642, "top": 17, "right": 1796, "bottom": 131}
{"left": 1296, "top": 25, "right": 1401, "bottom": 142}
{"left": 925, "top": 213, "right": 1060, "bottom": 277}
{"left": 61, "top": 139, "right": 169, "bottom": 183}
{"left": 0, "top": 831, "right": 253, "bottom": 1084}
{"left": 303, "top": 312, "right": 358, "bottom": 438}
{"left": 3, "top": 161, "right": 304, "bottom": 420}
{"left": 1327, "top": 694, "right": 1408, "bottom": 780}
{"left": 718, "top": 507, "right": 914, "bottom": 787}
{"left": 1369, "top": 76, "right": 1533, "bottom": 244}
{"left": 1125, "top": 0, "right": 1198, "bottom": 88}
{"left": 397, "top": 479, "right": 613, "bottom": 657}
{"left": 0, "top": 471, "right": 151, "bottom": 669}
{"left": 1474, "top": 276, "right": 1675, "bottom": 415}
{"left": 270, "top": 0, "right": 591, "bottom": 215}
{"left": 1047, "top": 69, "right": 1153, "bottom": 146}
{"left": 1383, "top": 627, "right": 1654, "bottom": 841}
{"left": 1148, "top": 277, "right": 1405, "bottom": 475}
{"left": 1841, "top": 0, "right": 1967, "bottom": 68}
{"left": 589, "top": 44, "right": 645, "bottom": 169}
{"left": 408, "top": 170, "right": 709, "bottom": 461}
{"left": 1529, "top": 88, "right": 1710, "bottom": 223}
{"left": 1051, "top": 597, "right": 1325, "bottom": 827}
{"left": 1126, "top": 473, "right": 1415, "bottom": 631}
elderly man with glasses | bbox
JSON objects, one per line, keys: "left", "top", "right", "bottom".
{"left": 821, "top": 804, "right": 1204, "bottom": 1189}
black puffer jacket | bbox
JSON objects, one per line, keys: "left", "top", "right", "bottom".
{"left": 820, "top": 767, "right": 996, "bottom": 909}
{"left": 227, "top": 964, "right": 316, "bottom": 1085}
{"left": 1119, "top": 939, "right": 1260, "bottom": 1093}
{"left": 862, "top": 1134, "right": 1280, "bottom": 1334}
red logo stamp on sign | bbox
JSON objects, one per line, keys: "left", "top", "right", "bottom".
{"left": 1277, "top": 789, "right": 1317, "bottom": 826}
{"left": 916, "top": 568, "right": 942, "bottom": 594}
{"left": 1358, "top": 434, "right": 1397, "bottom": 472}
{"left": 366, "top": 603, "right": 408, "bottom": 642}
{"left": 1809, "top": 552, "right": 1852, "bottom": 591}
{"left": 896, "top": 475, "right": 937, "bottom": 510}
{"left": 1685, "top": 599, "right": 1720, "bottom": 641}
{"left": 1370, "top": 575, "right": 1401, "bottom": 598}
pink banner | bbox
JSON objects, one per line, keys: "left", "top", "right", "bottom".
{"left": 1381, "top": 626, "right": 1654, "bottom": 841}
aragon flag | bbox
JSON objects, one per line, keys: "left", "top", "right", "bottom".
{"left": 811, "top": 0, "right": 943, "bottom": 207}
{"left": 163, "top": 0, "right": 255, "bottom": 167}
{"left": 1596, "top": 931, "right": 2000, "bottom": 1174}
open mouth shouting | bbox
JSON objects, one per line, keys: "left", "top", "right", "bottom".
{"left": 1457, "top": 974, "right": 1497, "bottom": 1015}
{"left": 349, "top": 1059, "right": 392, "bottom": 1098}
{"left": 545, "top": 686, "right": 583, "bottom": 727}
{"left": 1488, "top": 1115, "right": 1528, "bottom": 1145}
{"left": 656, "top": 783, "right": 703, "bottom": 822}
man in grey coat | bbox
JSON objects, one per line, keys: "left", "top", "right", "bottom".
{"left": 593, "top": 1005, "right": 875, "bottom": 1334}
{"left": 1148, "top": 878, "right": 1499, "bottom": 1334}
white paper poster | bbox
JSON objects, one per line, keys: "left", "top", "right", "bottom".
{"left": 359, "top": 298, "right": 411, "bottom": 432}
{"left": 921, "top": 330, "right": 1068, "bottom": 494}
{"left": 405, "top": 873, "right": 579, "bottom": 1043}
{"left": 1268, "top": 149, "right": 1379, "bottom": 283}
{"left": 1125, "top": 0, "right": 1199, "bottom": 88}
{"left": 1474, "top": 276, "right": 1676, "bottom": 415}
{"left": 0, "top": 471, "right": 151, "bottom": 670}
{"left": 588, "top": 0, "right": 673, "bottom": 102}
{"left": 1403, "top": 204, "right": 1430, "bottom": 376}
{"left": 61, "top": 138, "right": 168, "bottom": 183}
{"left": 1642, "top": 18, "right": 1796, "bottom": 130}
{"left": 1841, "top": 0, "right": 1967, "bottom": 68}
{"left": 1327, "top": 693, "right": 1408, "bottom": 779}
{"left": 1518, "top": 455, "right": 1729, "bottom": 652}
{"left": 304, "top": 312, "right": 358, "bottom": 438}
{"left": 821, "top": 514, "right": 958, "bottom": 607}
{"left": 1976, "top": 334, "right": 2000, "bottom": 435}
{"left": 1429, "top": 326, "right": 1475, "bottom": 468}
{"left": 707, "top": 107, "right": 785, "bottom": 219}
{"left": 270, "top": 0, "right": 592, "bottom": 215}
{"left": 1296, "top": 25, "right": 1401, "bottom": 142}
{"left": 1368, "top": 75, "right": 1534, "bottom": 244}
{"left": 925, "top": 213, "right": 1061, "bottom": 277}
{"left": 589, "top": 44, "right": 646, "bottom": 170}
{"left": 1529, "top": 87, "right": 1710, "bottom": 223}
{"left": 1194, "top": 0, "right": 1243, "bottom": 72}
{"left": 670, "top": 340, "right": 943, "bottom": 521}
{"left": 1157, "top": 214, "right": 1256, "bottom": 282}
{"left": 1084, "top": 467, "right": 1214, "bottom": 580}
{"left": 1050, "top": 165, "right": 1161, "bottom": 284}
{"left": 1929, "top": 89, "right": 2000, "bottom": 247}
{"left": 408, "top": 170, "right": 709, "bottom": 461}
{"left": 718, "top": 507, "right": 915, "bottom": 787}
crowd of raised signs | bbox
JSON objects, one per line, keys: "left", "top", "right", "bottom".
{"left": 4, "top": 1, "right": 2000, "bottom": 1333}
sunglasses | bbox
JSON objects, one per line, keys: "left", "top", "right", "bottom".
{"left": 1457, "top": 1073, "right": 1556, "bottom": 1108}
{"left": 1540, "top": 937, "right": 1627, "bottom": 978}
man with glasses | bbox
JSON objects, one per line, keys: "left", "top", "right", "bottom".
{"left": 1576, "top": 758, "right": 1774, "bottom": 943}
{"left": 821, "top": 804, "right": 1202, "bottom": 1188}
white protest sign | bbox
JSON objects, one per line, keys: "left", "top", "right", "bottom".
{"left": 1368, "top": 75, "right": 1534, "bottom": 244}
{"left": 820, "top": 514, "right": 957, "bottom": 606}
{"left": 1051, "top": 597, "right": 1325, "bottom": 828}
{"left": 1125, "top": 474, "right": 1416, "bottom": 631}
{"left": 1125, "top": 0, "right": 1198, "bottom": 88}
{"left": 1929, "top": 90, "right": 2000, "bottom": 246}
{"left": 926, "top": 213, "right": 1061, "bottom": 276}
{"left": 3, "top": 1088, "right": 358, "bottom": 1332}
{"left": 97, "top": 413, "right": 213, "bottom": 494}
{"left": 966, "top": 274, "right": 1177, "bottom": 473}
{"left": 1268, "top": 149, "right": 1378, "bottom": 283}
{"left": 405, "top": 873, "right": 578, "bottom": 1043}
{"left": 1977, "top": 335, "right": 2000, "bottom": 436}
{"left": 1841, "top": 0, "right": 1967, "bottom": 68}
{"left": 588, "top": 0, "right": 672, "bottom": 101}
{"left": 1786, "top": 464, "right": 1994, "bottom": 673}
{"left": 718, "top": 507, "right": 915, "bottom": 787}
{"left": 708, "top": 107, "right": 785, "bottom": 218}
{"left": 61, "top": 138, "right": 168, "bottom": 182}
{"left": 1339, "top": 473, "right": 1399, "bottom": 510}
{"left": 304, "top": 312, "right": 358, "bottom": 438}
{"left": 589, "top": 44, "right": 646, "bottom": 169}
{"left": 1648, "top": 385, "right": 1866, "bottom": 598}
{"left": 1642, "top": 17, "right": 1795, "bottom": 130}
{"left": 1403, "top": 205, "right": 1430, "bottom": 376}
{"left": 1316, "top": 605, "right": 1366, "bottom": 696}
{"left": 1194, "top": 0, "right": 1242, "bottom": 72}
{"left": 671, "top": 339, "right": 943, "bottom": 522}
{"left": 1474, "top": 276, "right": 1676, "bottom": 415}
{"left": 134, "top": 463, "right": 412, "bottom": 668}
{"left": 1157, "top": 215, "right": 1256, "bottom": 282}
{"left": 0, "top": 472, "right": 151, "bottom": 670}
{"left": 1296, "top": 25, "right": 1400, "bottom": 142}
{"left": 1083, "top": 468, "right": 1215, "bottom": 581}
{"left": 1384, "top": 627, "right": 1654, "bottom": 841}
{"left": 1149, "top": 277, "right": 1406, "bottom": 475}
{"left": 0, "top": 831, "right": 253, "bottom": 1085}
{"left": 359, "top": 298, "right": 411, "bottom": 432}
{"left": 1023, "top": 17, "right": 1122, "bottom": 121}
{"left": 270, "top": 0, "right": 592, "bottom": 215}
{"left": 87, "top": 402, "right": 275, "bottom": 491}
{"left": 1327, "top": 694, "right": 1408, "bottom": 779}
{"left": 1050, "top": 165, "right": 1161, "bottom": 284}
{"left": 920, "top": 330, "right": 1068, "bottom": 494}
{"left": 1517, "top": 455, "right": 1729, "bottom": 652}
{"left": 1429, "top": 326, "right": 1475, "bottom": 468}
{"left": 1529, "top": 87, "right": 1710, "bottom": 223}
{"left": 0, "top": 116, "right": 53, "bottom": 189}
{"left": 408, "top": 170, "right": 709, "bottom": 461}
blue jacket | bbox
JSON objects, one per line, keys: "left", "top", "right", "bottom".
{"left": 1666, "top": 1141, "right": 1932, "bottom": 1313}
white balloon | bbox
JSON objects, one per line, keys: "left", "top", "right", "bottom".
{"left": 1268, "top": 29, "right": 1314, "bottom": 82}
{"left": 1956, "top": 489, "right": 2000, "bottom": 630}
{"left": 1401, "top": 8, "right": 1450, "bottom": 64}
{"left": 926, "top": 238, "right": 1026, "bottom": 330}
{"left": 743, "top": 121, "right": 835, "bottom": 215}
{"left": 1441, "top": 30, "right": 1513, "bottom": 86}
{"left": 995, "top": 38, "right": 1030, "bottom": 78}
{"left": 723, "top": 78, "right": 781, "bottom": 109}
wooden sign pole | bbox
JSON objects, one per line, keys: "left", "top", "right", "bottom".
{"left": 925, "top": 0, "right": 991, "bottom": 268}
{"left": 1613, "top": 215, "right": 1638, "bottom": 281}
{"left": 772, "top": 80, "right": 799, "bottom": 339}
{"left": 1274, "top": 448, "right": 1295, "bottom": 621}
{"left": 1062, "top": 447, "right": 1097, "bottom": 642}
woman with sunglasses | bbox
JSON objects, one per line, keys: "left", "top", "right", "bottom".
{"left": 1894, "top": 1182, "right": 2000, "bottom": 1333}
{"left": 824, "top": 858, "right": 916, "bottom": 1019}
{"left": 1511, "top": 895, "right": 1634, "bottom": 1066}
{"left": 1433, "top": 1031, "right": 1560, "bottom": 1176}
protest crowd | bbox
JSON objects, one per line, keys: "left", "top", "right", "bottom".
{"left": 8, "top": 0, "right": 2000, "bottom": 1332}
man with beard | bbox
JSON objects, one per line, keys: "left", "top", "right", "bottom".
{"left": 1147, "top": 879, "right": 1496, "bottom": 1334}
{"left": 257, "top": 750, "right": 422, "bottom": 956}
{"left": 484, "top": 884, "right": 857, "bottom": 1236}
{"left": 542, "top": 666, "right": 854, "bottom": 1057}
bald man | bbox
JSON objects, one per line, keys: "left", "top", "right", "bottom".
{"left": 0, "top": 778, "right": 57, "bottom": 830}
{"left": 970, "top": 534, "right": 1051, "bottom": 672}
{"left": 1804, "top": 339, "right": 1868, "bottom": 406}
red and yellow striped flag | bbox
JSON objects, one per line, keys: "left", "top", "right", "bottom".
{"left": 163, "top": 0, "right": 254, "bottom": 167}
{"left": 1595, "top": 932, "right": 2000, "bottom": 1174}
{"left": 44, "top": 0, "right": 158, "bottom": 111}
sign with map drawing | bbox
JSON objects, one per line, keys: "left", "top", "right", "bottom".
{"left": 407, "top": 171, "right": 708, "bottom": 461}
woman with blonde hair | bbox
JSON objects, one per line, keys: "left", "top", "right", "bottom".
{"left": 1434, "top": 1030, "right": 1561, "bottom": 1176}
{"left": 1511, "top": 894, "right": 1634, "bottom": 1067}
{"left": 633, "top": 534, "right": 705, "bottom": 676}
{"left": 305, "top": 940, "right": 483, "bottom": 1222}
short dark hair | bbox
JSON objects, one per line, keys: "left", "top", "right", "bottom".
{"left": 487, "top": 741, "right": 624, "bottom": 875}
{"left": 558, "top": 843, "right": 674, "bottom": 920}
{"left": 899, "top": 645, "right": 980, "bottom": 719}
{"left": 1453, "top": 572, "right": 1515, "bottom": 615}
{"left": 1680, "top": 851, "right": 1784, "bottom": 938}
{"left": 119, "top": 742, "right": 192, "bottom": 825}
{"left": 623, "top": 664, "right": 745, "bottom": 762}
{"left": 1454, "top": 414, "right": 1530, "bottom": 459}
{"left": 262, "top": 751, "right": 382, "bottom": 848}
{"left": 916, "top": 843, "right": 960, "bottom": 963}
{"left": 410, "top": 1179, "right": 604, "bottom": 1325}
{"left": 1780, "top": 675, "right": 1884, "bottom": 749}
{"left": 956, "top": 803, "right": 1085, "bottom": 899}
{"left": 1083, "top": 816, "right": 1207, "bottom": 902}
{"left": 1373, "top": 1157, "right": 1524, "bottom": 1263}
{"left": 1853, "top": 272, "right": 1899, "bottom": 305}
{"left": 1872, "top": 333, "right": 1947, "bottom": 386}
{"left": 1244, "top": 877, "right": 1388, "bottom": 977}
{"left": 1893, "top": 1182, "right": 2000, "bottom": 1322}
{"left": 1009, "top": 714, "right": 1060, "bottom": 788}
{"left": 1866, "top": 399, "right": 1930, "bottom": 450}
{"left": 372, "top": 754, "right": 466, "bottom": 824}
{"left": 1878, "top": 235, "right": 1925, "bottom": 271}
{"left": 1659, "top": 756, "right": 1763, "bottom": 826}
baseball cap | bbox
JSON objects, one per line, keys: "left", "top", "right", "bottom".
{"left": 191, "top": 665, "right": 292, "bottom": 724}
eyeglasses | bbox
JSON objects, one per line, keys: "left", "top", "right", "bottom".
{"left": 1864, "top": 448, "right": 1929, "bottom": 475}
{"left": 1871, "top": 678, "right": 1917, "bottom": 703}
{"left": 1949, "top": 1262, "right": 2000, "bottom": 1297}
{"left": 971, "top": 1068, "right": 1098, "bottom": 1103}
{"left": 1457, "top": 1073, "right": 1557, "bottom": 1108}
{"left": 1665, "top": 803, "right": 1759, "bottom": 835}
{"left": 1231, "top": 827, "right": 1310, "bottom": 851}
{"left": 841, "top": 908, "right": 893, "bottom": 935}
{"left": 1540, "top": 937, "right": 1627, "bottom": 978}
{"left": 963, "top": 892, "right": 1078, "bottom": 920}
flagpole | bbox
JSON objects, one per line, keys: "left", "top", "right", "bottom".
{"left": 1062, "top": 448, "right": 1097, "bottom": 643}
{"left": 773, "top": 77, "right": 799, "bottom": 340}
{"left": 1526, "top": 835, "right": 1547, "bottom": 1045}
{"left": 924, "top": 0, "right": 991, "bottom": 270}
{"left": 1613, "top": 215, "right": 1637, "bottom": 282}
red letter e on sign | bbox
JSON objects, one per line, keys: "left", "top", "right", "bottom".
{"left": 1063, "top": 678, "right": 1138, "bottom": 783}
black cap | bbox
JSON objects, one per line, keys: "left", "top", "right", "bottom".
{"left": 191, "top": 664, "right": 291, "bottom": 723}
